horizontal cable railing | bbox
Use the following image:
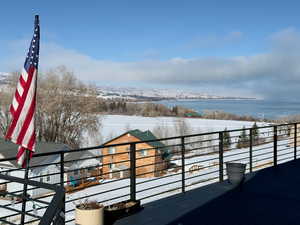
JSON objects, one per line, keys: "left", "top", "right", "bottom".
{"left": 0, "top": 122, "right": 299, "bottom": 224}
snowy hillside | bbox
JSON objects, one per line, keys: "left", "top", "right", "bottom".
{"left": 96, "top": 86, "right": 253, "bottom": 101}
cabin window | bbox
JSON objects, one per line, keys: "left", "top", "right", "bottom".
{"left": 40, "top": 177, "right": 43, "bottom": 183}
{"left": 88, "top": 166, "right": 95, "bottom": 172}
{"left": 109, "top": 163, "right": 115, "bottom": 169}
{"left": 47, "top": 172, "right": 50, "bottom": 182}
{"left": 108, "top": 147, "right": 116, "bottom": 155}
{"left": 140, "top": 149, "right": 148, "bottom": 156}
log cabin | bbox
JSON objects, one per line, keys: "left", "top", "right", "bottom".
{"left": 102, "top": 129, "right": 169, "bottom": 179}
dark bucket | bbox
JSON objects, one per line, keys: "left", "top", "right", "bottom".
{"left": 226, "top": 162, "right": 246, "bottom": 186}
{"left": 104, "top": 200, "right": 142, "bottom": 225}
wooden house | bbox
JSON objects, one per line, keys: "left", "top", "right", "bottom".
{"left": 102, "top": 129, "right": 169, "bottom": 179}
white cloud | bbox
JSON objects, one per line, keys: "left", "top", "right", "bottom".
{"left": 2, "top": 28, "right": 300, "bottom": 99}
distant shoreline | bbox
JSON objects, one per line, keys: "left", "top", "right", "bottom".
{"left": 132, "top": 97, "right": 258, "bottom": 103}
{"left": 156, "top": 97, "right": 258, "bottom": 102}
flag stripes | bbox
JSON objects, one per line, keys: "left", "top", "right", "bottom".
{"left": 5, "top": 16, "right": 40, "bottom": 168}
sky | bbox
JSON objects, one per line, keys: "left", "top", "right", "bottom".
{"left": 1, "top": 0, "right": 300, "bottom": 99}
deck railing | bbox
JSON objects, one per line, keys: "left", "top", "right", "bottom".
{"left": 0, "top": 173, "right": 64, "bottom": 225}
{"left": 0, "top": 122, "right": 298, "bottom": 224}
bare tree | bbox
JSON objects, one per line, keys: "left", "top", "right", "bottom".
{"left": 1, "top": 66, "right": 100, "bottom": 148}
{"left": 0, "top": 92, "right": 11, "bottom": 137}
{"left": 173, "top": 118, "right": 192, "bottom": 136}
{"left": 152, "top": 122, "right": 171, "bottom": 140}
{"left": 0, "top": 71, "right": 21, "bottom": 137}
{"left": 36, "top": 66, "right": 100, "bottom": 148}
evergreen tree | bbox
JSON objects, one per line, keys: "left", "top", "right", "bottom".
{"left": 252, "top": 122, "right": 260, "bottom": 145}
{"left": 237, "top": 126, "right": 249, "bottom": 148}
{"left": 172, "top": 106, "right": 179, "bottom": 115}
{"left": 223, "top": 128, "right": 232, "bottom": 150}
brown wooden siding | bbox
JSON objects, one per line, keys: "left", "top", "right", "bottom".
{"left": 102, "top": 134, "right": 167, "bottom": 179}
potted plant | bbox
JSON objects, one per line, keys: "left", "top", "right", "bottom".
{"left": 104, "top": 199, "right": 141, "bottom": 225}
{"left": 225, "top": 162, "right": 246, "bottom": 186}
{"left": 75, "top": 199, "right": 104, "bottom": 225}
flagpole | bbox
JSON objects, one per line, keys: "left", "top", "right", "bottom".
{"left": 20, "top": 150, "right": 31, "bottom": 225}
{"left": 4, "top": 14, "right": 39, "bottom": 225}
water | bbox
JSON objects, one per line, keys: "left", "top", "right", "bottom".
{"left": 158, "top": 99, "right": 300, "bottom": 120}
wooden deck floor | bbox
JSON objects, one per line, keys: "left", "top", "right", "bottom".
{"left": 116, "top": 159, "right": 300, "bottom": 225}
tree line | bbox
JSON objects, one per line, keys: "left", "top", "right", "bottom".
{"left": 222, "top": 123, "right": 263, "bottom": 150}
{"left": 96, "top": 100, "right": 195, "bottom": 117}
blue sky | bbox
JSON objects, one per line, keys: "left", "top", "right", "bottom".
{"left": 1, "top": 0, "right": 300, "bottom": 99}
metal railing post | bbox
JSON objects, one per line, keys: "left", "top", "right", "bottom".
{"left": 181, "top": 137, "right": 186, "bottom": 193}
{"left": 219, "top": 132, "right": 224, "bottom": 182}
{"left": 274, "top": 126, "right": 277, "bottom": 167}
{"left": 294, "top": 123, "right": 297, "bottom": 160}
{"left": 130, "top": 143, "right": 136, "bottom": 201}
{"left": 249, "top": 128, "right": 253, "bottom": 173}
{"left": 20, "top": 151, "right": 31, "bottom": 225}
{"left": 60, "top": 152, "right": 65, "bottom": 222}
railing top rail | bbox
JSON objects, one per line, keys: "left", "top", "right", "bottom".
{"left": 0, "top": 121, "right": 296, "bottom": 163}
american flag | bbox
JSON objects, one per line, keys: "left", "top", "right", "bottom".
{"left": 6, "top": 15, "right": 40, "bottom": 168}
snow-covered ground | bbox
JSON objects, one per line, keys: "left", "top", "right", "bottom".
{"left": 85, "top": 115, "right": 269, "bottom": 146}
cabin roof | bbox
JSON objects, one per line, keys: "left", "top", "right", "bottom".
{"left": 103, "top": 129, "right": 166, "bottom": 150}
{"left": 0, "top": 138, "right": 69, "bottom": 168}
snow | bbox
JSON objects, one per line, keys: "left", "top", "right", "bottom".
{"left": 96, "top": 86, "right": 224, "bottom": 100}
{"left": 84, "top": 115, "right": 268, "bottom": 146}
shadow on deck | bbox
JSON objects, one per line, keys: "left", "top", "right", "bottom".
{"left": 116, "top": 159, "right": 300, "bottom": 225}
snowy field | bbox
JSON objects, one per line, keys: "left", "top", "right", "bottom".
{"left": 85, "top": 115, "right": 269, "bottom": 146}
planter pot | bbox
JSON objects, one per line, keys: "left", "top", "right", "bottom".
{"left": 104, "top": 200, "right": 141, "bottom": 225}
{"left": 226, "top": 162, "right": 246, "bottom": 186}
{"left": 75, "top": 207, "right": 104, "bottom": 225}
